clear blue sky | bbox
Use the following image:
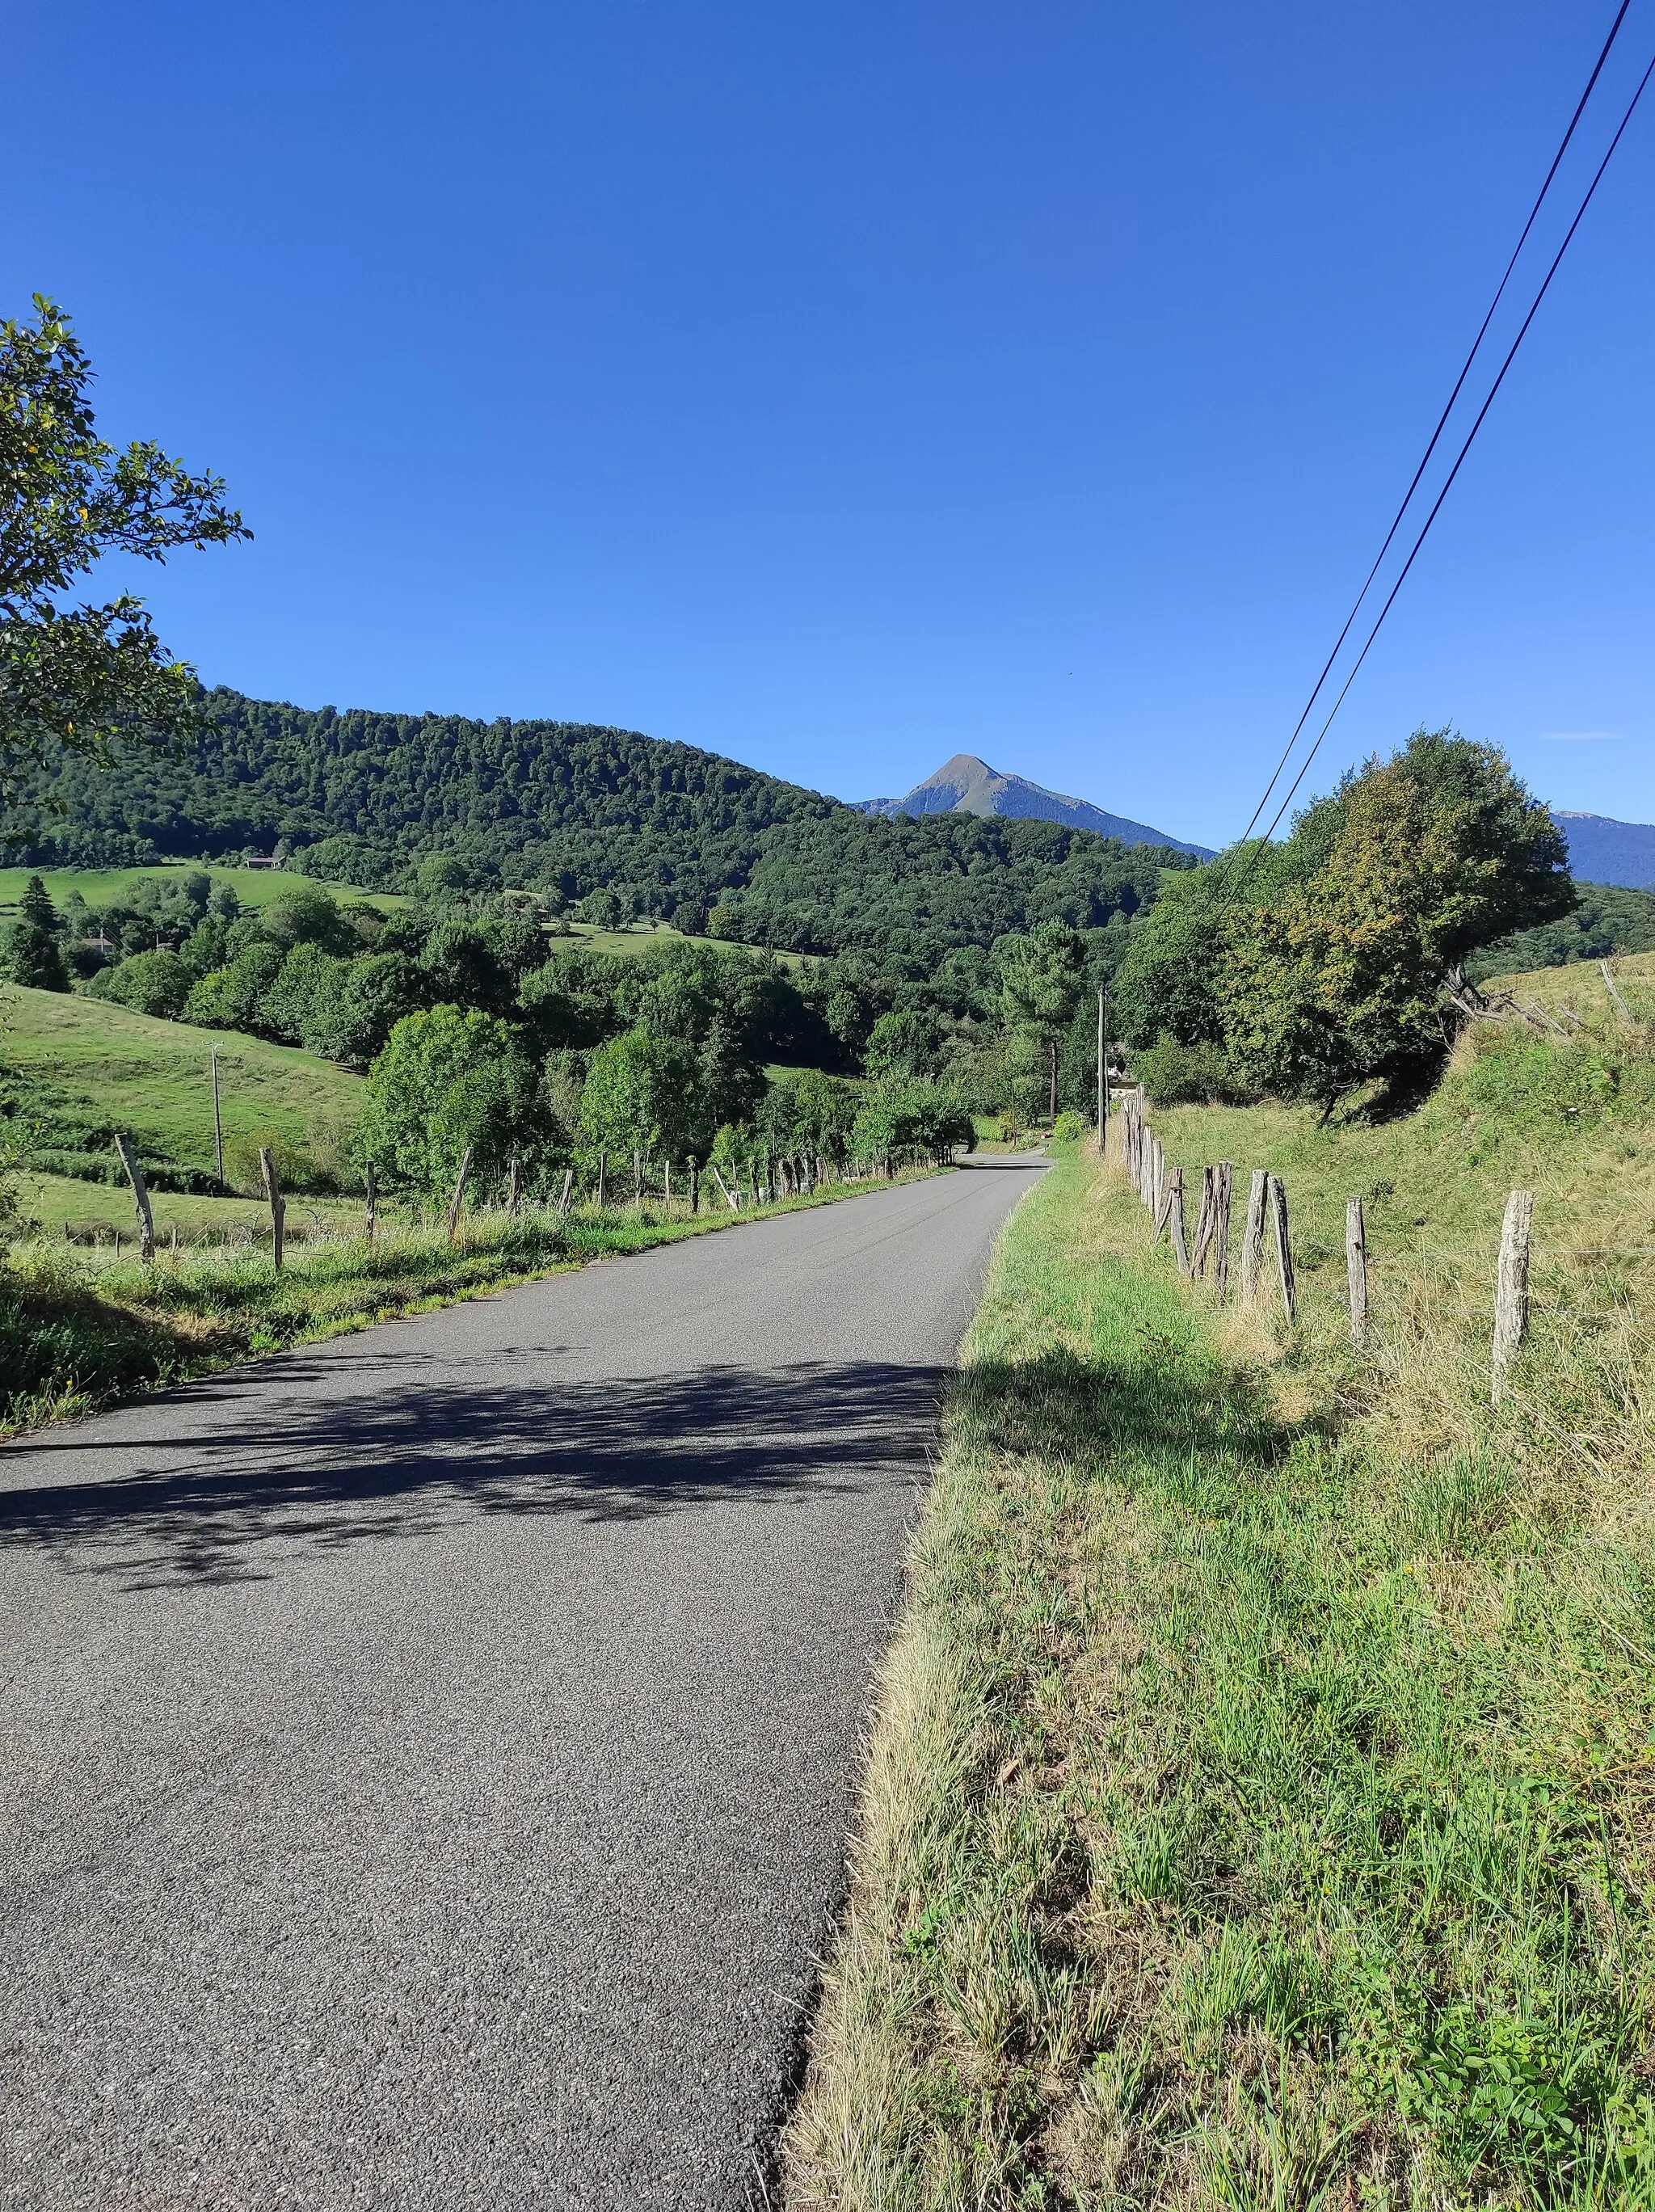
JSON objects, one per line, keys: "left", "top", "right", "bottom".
{"left": 8, "top": 0, "right": 1653, "bottom": 844}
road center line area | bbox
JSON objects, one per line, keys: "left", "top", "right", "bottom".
{"left": 0, "top": 1157, "right": 1042, "bottom": 2212}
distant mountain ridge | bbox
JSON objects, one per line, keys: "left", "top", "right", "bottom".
{"left": 1554, "top": 811, "right": 1655, "bottom": 891}
{"left": 861, "top": 752, "right": 1213, "bottom": 858}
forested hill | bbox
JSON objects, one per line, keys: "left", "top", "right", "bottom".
{"left": 12, "top": 688, "right": 1193, "bottom": 967}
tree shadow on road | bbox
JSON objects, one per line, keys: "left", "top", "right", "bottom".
{"left": 0, "top": 1359, "right": 947, "bottom": 1590}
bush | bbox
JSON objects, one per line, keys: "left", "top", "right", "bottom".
{"left": 1133, "top": 1034, "right": 1256, "bottom": 1106}
{"left": 99, "top": 949, "right": 192, "bottom": 1020}
{"left": 1051, "top": 1109, "right": 1086, "bottom": 1141}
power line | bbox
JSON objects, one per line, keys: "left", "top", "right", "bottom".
{"left": 1215, "top": 31, "right": 1655, "bottom": 918}
{"left": 1211, "top": 0, "right": 1640, "bottom": 901}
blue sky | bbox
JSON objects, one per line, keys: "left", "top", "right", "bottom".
{"left": 7, "top": 0, "right": 1653, "bottom": 845}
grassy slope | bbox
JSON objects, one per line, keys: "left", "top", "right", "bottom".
{"left": 0, "top": 862, "right": 408, "bottom": 916}
{"left": 788, "top": 984, "right": 1655, "bottom": 2208}
{"left": 1, "top": 985, "right": 364, "bottom": 1186}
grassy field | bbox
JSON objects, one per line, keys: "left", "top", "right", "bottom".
{"left": 0, "top": 985, "right": 364, "bottom": 1193}
{"left": 0, "top": 862, "right": 408, "bottom": 917}
{"left": 554, "top": 916, "right": 818, "bottom": 968}
{"left": 787, "top": 982, "right": 1655, "bottom": 2208}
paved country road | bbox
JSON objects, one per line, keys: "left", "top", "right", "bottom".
{"left": 1, "top": 1158, "right": 1042, "bottom": 2212}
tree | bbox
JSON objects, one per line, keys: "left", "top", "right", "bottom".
{"left": 863, "top": 1007, "right": 940, "bottom": 1077}
{"left": 259, "top": 942, "right": 352, "bottom": 1047}
{"left": 1, "top": 297, "right": 249, "bottom": 792}
{"left": 0, "top": 873, "right": 69, "bottom": 989}
{"left": 998, "top": 920, "right": 1087, "bottom": 1118}
{"left": 358, "top": 1005, "right": 550, "bottom": 1199}
{"left": 576, "top": 1027, "right": 700, "bottom": 1173}
{"left": 183, "top": 941, "right": 285, "bottom": 1031}
{"left": 99, "top": 947, "right": 191, "bottom": 1018}
{"left": 1223, "top": 738, "right": 1574, "bottom": 1111}
{"left": 259, "top": 885, "right": 356, "bottom": 955}
{"left": 310, "top": 953, "right": 432, "bottom": 1068}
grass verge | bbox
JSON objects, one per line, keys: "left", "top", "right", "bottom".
{"left": 785, "top": 1138, "right": 1655, "bottom": 2210}
{"left": 1, "top": 1169, "right": 937, "bottom": 1437}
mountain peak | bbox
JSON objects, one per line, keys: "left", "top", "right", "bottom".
{"left": 861, "top": 755, "right": 1212, "bottom": 857}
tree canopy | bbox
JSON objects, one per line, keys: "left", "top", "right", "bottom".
{"left": 1, "top": 297, "right": 248, "bottom": 794}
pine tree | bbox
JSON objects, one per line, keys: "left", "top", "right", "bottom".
{"left": 2, "top": 875, "right": 69, "bottom": 990}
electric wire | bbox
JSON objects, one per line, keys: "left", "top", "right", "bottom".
{"left": 1211, "top": 0, "right": 1638, "bottom": 900}
{"left": 1214, "top": 36, "right": 1655, "bottom": 919}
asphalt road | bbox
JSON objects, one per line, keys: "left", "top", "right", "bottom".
{"left": 0, "top": 1158, "right": 1042, "bottom": 2211}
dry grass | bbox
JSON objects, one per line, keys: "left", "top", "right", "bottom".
{"left": 786, "top": 995, "right": 1655, "bottom": 2210}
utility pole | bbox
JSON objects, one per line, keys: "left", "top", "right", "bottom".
{"left": 210, "top": 1048, "right": 224, "bottom": 1185}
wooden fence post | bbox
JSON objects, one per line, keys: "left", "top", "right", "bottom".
{"left": 1601, "top": 959, "right": 1632, "bottom": 1025}
{"left": 113, "top": 1133, "right": 156, "bottom": 1265}
{"left": 446, "top": 1145, "right": 474, "bottom": 1246}
{"left": 1241, "top": 1170, "right": 1268, "bottom": 1303}
{"left": 558, "top": 1165, "right": 575, "bottom": 1216}
{"left": 596, "top": 1150, "right": 607, "bottom": 1210}
{"left": 507, "top": 1153, "right": 522, "bottom": 1212}
{"left": 1345, "top": 1196, "right": 1369, "bottom": 1347}
{"left": 1191, "top": 1166, "right": 1216, "bottom": 1276}
{"left": 1492, "top": 1189, "right": 1534, "bottom": 1404}
{"left": 690, "top": 1162, "right": 701, "bottom": 1215}
{"left": 710, "top": 1161, "right": 739, "bottom": 1211}
{"left": 1270, "top": 1174, "right": 1296, "bottom": 1325}
{"left": 1168, "top": 1167, "right": 1190, "bottom": 1275}
{"left": 364, "top": 1161, "right": 377, "bottom": 1244}
{"left": 259, "top": 1145, "right": 286, "bottom": 1271}
{"left": 1213, "top": 1163, "right": 1232, "bottom": 1300}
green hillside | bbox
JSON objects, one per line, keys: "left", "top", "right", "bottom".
{"left": 4, "top": 687, "right": 1192, "bottom": 967}
{"left": 0, "top": 986, "right": 363, "bottom": 1194}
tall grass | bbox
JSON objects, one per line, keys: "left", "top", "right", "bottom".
{"left": 786, "top": 1110, "right": 1655, "bottom": 2209}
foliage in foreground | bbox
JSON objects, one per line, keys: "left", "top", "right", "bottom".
{"left": 788, "top": 1119, "right": 1655, "bottom": 2208}
{"left": 1, "top": 296, "right": 248, "bottom": 794}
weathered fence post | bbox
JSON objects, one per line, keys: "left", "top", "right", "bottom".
{"left": 1270, "top": 1174, "right": 1296, "bottom": 1325}
{"left": 507, "top": 1153, "right": 522, "bottom": 1212}
{"left": 446, "top": 1145, "right": 474, "bottom": 1246}
{"left": 259, "top": 1145, "right": 286, "bottom": 1271}
{"left": 664, "top": 1159, "right": 672, "bottom": 1209}
{"left": 558, "top": 1165, "right": 575, "bottom": 1216}
{"left": 1345, "top": 1196, "right": 1369, "bottom": 1348}
{"left": 113, "top": 1133, "right": 156, "bottom": 1265}
{"left": 1601, "top": 959, "right": 1632, "bottom": 1025}
{"left": 1168, "top": 1167, "right": 1190, "bottom": 1276}
{"left": 1241, "top": 1169, "right": 1268, "bottom": 1303}
{"left": 1213, "top": 1163, "right": 1233, "bottom": 1300}
{"left": 710, "top": 1161, "right": 739, "bottom": 1211}
{"left": 1492, "top": 1189, "right": 1534, "bottom": 1404}
{"left": 690, "top": 1162, "right": 701, "bottom": 1215}
{"left": 1192, "top": 1167, "right": 1217, "bottom": 1277}
{"left": 596, "top": 1149, "right": 607, "bottom": 1210}
{"left": 364, "top": 1160, "right": 377, "bottom": 1244}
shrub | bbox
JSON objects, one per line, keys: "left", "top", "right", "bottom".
{"left": 1134, "top": 1034, "right": 1256, "bottom": 1107}
{"left": 100, "top": 949, "right": 192, "bottom": 1020}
